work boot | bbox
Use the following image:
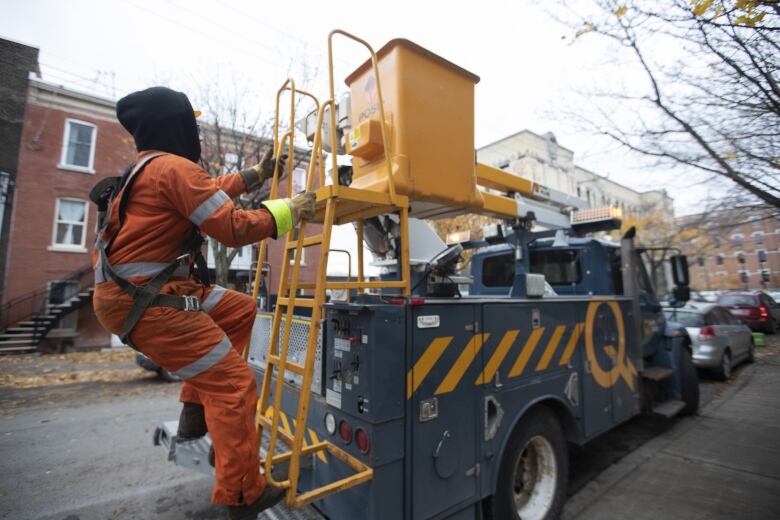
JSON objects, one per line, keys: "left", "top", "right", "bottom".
{"left": 226, "top": 483, "right": 286, "bottom": 520}
{"left": 176, "top": 402, "right": 207, "bottom": 440}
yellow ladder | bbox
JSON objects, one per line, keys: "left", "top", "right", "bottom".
{"left": 250, "top": 31, "right": 411, "bottom": 508}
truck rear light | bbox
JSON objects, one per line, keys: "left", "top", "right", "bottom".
{"left": 339, "top": 419, "right": 352, "bottom": 444}
{"left": 698, "top": 326, "right": 715, "bottom": 339}
{"left": 759, "top": 306, "right": 769, "bottom": 318}
{"left": 355, "top": 428, "right": 370, "bottom": 454}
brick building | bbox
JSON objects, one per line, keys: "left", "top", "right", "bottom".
{"left": 0, "top": 38, "right": 39, "bottom": 305}
{"left": 1, "top": 72, "right": 320, "bottom": 351}
{"left": 678, "top": 207, "right": 780, "bottom": 291}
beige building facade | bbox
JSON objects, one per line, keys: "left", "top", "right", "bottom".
{"left": 477, "top": 130, "right": 673, "bottom": 220}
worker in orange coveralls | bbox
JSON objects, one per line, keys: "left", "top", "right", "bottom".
{"left": 90, "top": 86, "right": 315, "bottom": 519}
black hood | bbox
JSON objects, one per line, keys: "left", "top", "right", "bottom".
{"left": 116, "top": 87, "right": 201, "bottom": 163}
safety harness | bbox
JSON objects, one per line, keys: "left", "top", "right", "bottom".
{"left": 90, "top": 153, "right": 210, "bottom": 348}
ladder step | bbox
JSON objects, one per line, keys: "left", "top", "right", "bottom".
{"left": 266, "top": 355, "right": 305, "bottom": 375}
{"left": 651, "top": 399, "right": 686, "bottom": 418}
{"left": 277, "top": 297, "right": 316, "bottom": 308}
{"left": 285, "top": 235, "right": 323, "bottom": 250}
{"left": 641, "top": 367, "right": 674, "bottom": 381}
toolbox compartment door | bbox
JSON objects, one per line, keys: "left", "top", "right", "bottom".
{"left": 410, "top": 304, "right": 480, "bottom": 519}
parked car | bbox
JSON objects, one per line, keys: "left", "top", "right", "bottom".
{"left": 663, "top": 303, "right": 754, "bottom": 379}
{"left": 717, "top": 291, "right": 780, "bottom": 333}
{"left": 135, "top": 352, "right": 181, "bottom": 382}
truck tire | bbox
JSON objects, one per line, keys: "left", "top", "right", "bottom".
{"left": 679, "top": 347, "right": 699, "bottom": 415}
{"left": 485, "top": 406, "right": 567, "bottom": 520}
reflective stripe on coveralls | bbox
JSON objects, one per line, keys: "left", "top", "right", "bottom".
{"left": 94, "top": 261, "right": 190, "bottom": 284}
{"left": 172, "top": 334, "right": 232, "bottom": 379}
{"left": 201, "top": 285, "right": 226, "bottom": 313}
{"left": 189, "top": 190, "right": 231, "bottom": 226}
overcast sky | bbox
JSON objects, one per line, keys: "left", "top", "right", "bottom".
{"left": 1, "top": 0, "right": 722, "bottom": 215}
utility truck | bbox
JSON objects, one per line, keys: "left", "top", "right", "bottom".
{"left": 154, "top": 31, "right": 698, "bottom": 520}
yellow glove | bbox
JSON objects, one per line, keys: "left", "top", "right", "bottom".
{"left": 285, "top": 192, "right": 316, "bottom": 225}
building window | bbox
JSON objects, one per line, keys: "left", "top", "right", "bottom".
{"left": 51, "top": 198, "right": 88, "bottom": 251}
{"left": 751, "top": 218, "right": 762, "bottom": 229}
{"left": 731, "top": 234, "right": 743, "bottom": 247}
{"left": 713, "top": 236, "right": 721, "bottom": 247}
{"left": 59, "top": 119, "right": 97, "bottom": 173}
{"left": 753, "top": 231, "right": 764, "bottom": 244}
{"left": 716, "top": 254, "right": 724, "bottom": 266}
{"left": 222, "top": 152, "right": 239, "bottom": 174}
{"left": 292, "top": 167, "right": 307, "bottom": 194}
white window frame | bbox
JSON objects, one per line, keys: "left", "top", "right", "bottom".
{"left": 731, "top": 233, "right": 744, "bottom": 247}
{"left": 58, "top": 118, "right": 97, "bottom": 174}
{"left": 48, "top": 197, "right": 89, "bottom": 253}
{"left": 752, "top": 231, "right": 765, "bottom": 244}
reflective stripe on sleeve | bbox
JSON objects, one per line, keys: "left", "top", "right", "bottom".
{"left": 189, "top": 190, "right": 230, "bottom": 226}
{"left": 95, "top": 262, "right": 190, "bottom": 284}
{"left": 172, "top": 334, "right": 232, "bottom": 379}
{"left": 201, "top": 285, "right": 226, "bottom": 313}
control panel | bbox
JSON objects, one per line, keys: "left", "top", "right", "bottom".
{"left": 324, "top": 304, "right": 405, "bottom": 423}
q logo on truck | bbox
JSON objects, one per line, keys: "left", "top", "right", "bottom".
{"left": 584, "top": 300, "right": 637, "bottom": 391}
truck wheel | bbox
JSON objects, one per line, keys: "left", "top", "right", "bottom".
{"left": 679, "top": 347, "right": 699, "bottom": 415}
{"left": 486, "top": 407, "right": 567, "bottom": 520}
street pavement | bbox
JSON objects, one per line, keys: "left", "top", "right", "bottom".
{"left": 565, "top": 350, "right": 780, "bottom": 520}
{"left": 0, "top": 343, "right": 776, "bottom": 519}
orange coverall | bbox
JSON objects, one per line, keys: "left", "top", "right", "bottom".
{"left": 93, "top": 150, "right": 274, "bottom": 505}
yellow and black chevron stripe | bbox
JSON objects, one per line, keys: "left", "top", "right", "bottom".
{"left": 406, "top": 323, "right": 585, "bottom": 399}
{"left": 259, "top": 405, "right": 328, "bottom": 463}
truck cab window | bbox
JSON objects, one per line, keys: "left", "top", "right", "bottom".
{"left": 529, "top": 249, "right": 581, "bottom": 284}
{"left": 482, "top": 253, "right": 515, "bottom": 287}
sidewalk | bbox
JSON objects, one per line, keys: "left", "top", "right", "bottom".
{"left": 565, "top": 353, "right": 780, "bottom": 520}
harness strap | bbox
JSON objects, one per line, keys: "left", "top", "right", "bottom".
{"left": 95, "top": 152, "right": 209, "bottom": 349}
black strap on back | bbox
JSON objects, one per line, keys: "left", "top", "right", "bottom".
{"left": 93, "top": 153, "right": 211, "bottom": 349}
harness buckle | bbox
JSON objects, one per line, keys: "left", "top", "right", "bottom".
{"left": 182, "top": 295, "right": 201, "bottom": 312}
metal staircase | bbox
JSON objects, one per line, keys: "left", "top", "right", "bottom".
{"left": 248, "top": 31, "right": 411, "bottom": 508}
{"left": 0, "top": 265, "right": 94, "bottom": 354}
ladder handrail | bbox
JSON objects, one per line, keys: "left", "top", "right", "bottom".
{"left": 249, "top": 81, "right": 320, "bottom": 358}
{"left": 327, "top": 30, "right": 396, "bottom": 202}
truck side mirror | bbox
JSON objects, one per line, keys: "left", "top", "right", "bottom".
{"left": 673, "top": 285, "right": 690, "bottom": 304}
{"left": 670, "top": 254, "right": 689, "bottom": 287}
